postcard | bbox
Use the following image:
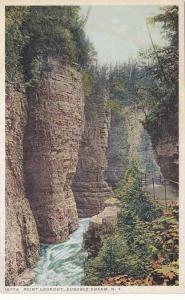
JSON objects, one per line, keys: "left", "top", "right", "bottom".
{"left": 0, "top": 0, "right": 185, "bottom": 294}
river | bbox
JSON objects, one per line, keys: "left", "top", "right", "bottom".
{"left": 31, "top": 218, "right": 90, "bottom": 286}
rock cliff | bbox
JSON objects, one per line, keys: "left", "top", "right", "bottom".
{"left": 5, "top": 57, "right": 114, "bottom": 284}
{"left": 149, "top": 135, "right": 178, "bottom": 183}
{"left": 72, "top": 86, "right": 112, "bottom": 217}
{"left": 23, "top": 58, "right": 85, "bottom": 243}
{"left": 83, "top": 198, "right": 120, "bottom": 257}
{"left": 144, "top": 105, "right": 178, "bottom": 183}
{"left": 105, "top": 106, "right": 160, "bottom": 186}
{"left": 6, "top": 84, "right": 40, "bottom": 285}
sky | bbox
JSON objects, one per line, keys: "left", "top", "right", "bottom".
{"left": 80, "top": 6, "right": 167, "bottom": 64}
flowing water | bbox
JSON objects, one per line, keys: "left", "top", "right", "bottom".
{"left": 32, "top": 218, "right": 90, "bottom": 286}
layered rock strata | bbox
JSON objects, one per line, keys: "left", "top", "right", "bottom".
{"left": 145, "top": 108, "right": 178, "bottom": 183}
{"left": 105, "top": 110, "right": 129, "bottom": 187}
{"left": 105, "top": 106, "right": 161, "bottom": 186}
{"left": 6, "top": 85, "right": 40, "bottom": 285}
{"left": 24, "top": 58, "right": 85, "bottom": 243}
{"left": 151, "top": 136, "right": 178, "bottom": 183}
{"left": 72, "top": 87, "right": 112, "bottom": 217}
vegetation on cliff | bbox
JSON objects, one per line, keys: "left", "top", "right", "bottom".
{"left": 5, "top": 7, "right": 30, "bottom": 83}
{"left": 6, "top": 6, "right": 95, "bottom": 85}
{"left": 140, "top": 6, "right": 178, "bottom": 142}
{"left": 6, "top": 5, "right": 178, "bottom": 132}
{"left": 104, "top": 6, "right": 178, "bottom": 145}
{"left": 105, "top": 5, "right": 179, "bottom": 185}
{"left": 5, "top": 5, "right": 179, "bottom": 287}
{"left": 84, "top": 162, "right": 179, "bottom": 286}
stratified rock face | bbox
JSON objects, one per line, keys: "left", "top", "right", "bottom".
{"left": 24, "top": 58, "right": 85, "bottom": 243}
{"left": 6, "top": 85, "right": 40, "bottom": 286}
{"left": 152, "top": 137, "right": 178, "bottom": 183}
{"left": 105, "top": 111, "right": 129, "bottom": 187}
{"left": 72, "top": 88, "right": 112, "bottom": 217}
{"left": 145, "top": 108, "right": 178, "bottom": 183}
{"left": 105, "top": 106, "right": 161, "bottom": 186}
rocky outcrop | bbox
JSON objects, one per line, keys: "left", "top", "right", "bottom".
{"left": 145, "top": 108, "right": 178, "bottom": 183}
{"left": 72, "top": 86, "right": 112, "bottom": 217}
{"left": 106, "top": 106, "right": 160, "bottom": 186}
{"left": 83, "top": 198, "right": 120, "bottom": 257}
{"left": 23, "top": 58, "right": 85, "bottom": 243}
{"left": 151, "top": 136, "right": 178, "bottom": 183}
{"left": 6, "top": 84, "right": 40, "bottom": 286}
{"left": 144, "top": 92, "right": 179, "bottom": 183}
{"left": 14, "top": 269, "right": 37, "bottom": 286}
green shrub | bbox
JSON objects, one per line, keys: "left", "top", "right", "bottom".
{"left": 84, "top": 232, "right": 135, "bottom": 285}
{"left": 5, "top": 6, "right": 30, "bottom": 82}
{"left": 84, "top": 162, "right": 164, "bottom": 285}
{"left": 84, "top": 224, "right": 158, "bottom": 285}
{"left": 116, "top": 161, "right": 162, "bottom": 223}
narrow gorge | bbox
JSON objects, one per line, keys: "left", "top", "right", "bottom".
{"left": 72, "top": 78, "right": 112, "bottom": 217}
{"left": 105, "top": 106, "right": 161, "bottom": 187}
{"left": 5, "top": 57, "right": 116, "bottom": 285}
{"left": 5, "top": 62, "right": 168, "bottom": 285}
{"left": 5, "top": 5, "right": 179, "bottom": 287}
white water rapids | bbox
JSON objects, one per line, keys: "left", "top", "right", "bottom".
{"left": 32, "top": 218, "right": 90, "bottom": 286}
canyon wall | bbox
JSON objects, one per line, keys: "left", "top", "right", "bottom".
{"left": 153, "top": 137, "right": 178, "bottom": 183}
{"left": 144, "top": 102, "right": 178, "bottom": 183}
{"left": 105, "top": 110, "right": 129, "bottom": 187}
{"left": 23, "top": 58, "right": 85, "bottom": 243}
{"left": 5, "top": 57, "right": 113, "bottom": 284}
{"left": 6, "top": 84, "right": 40, "bottom": 285}
{"left": 105, "top": 106, "right": 160, "bottom": 186}
{"left": 72, "top": 87, "right": 112, "bottom": 217}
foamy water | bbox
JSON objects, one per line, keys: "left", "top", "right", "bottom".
{"left": 32, "top": 218, "right": 90, "bottom": 286}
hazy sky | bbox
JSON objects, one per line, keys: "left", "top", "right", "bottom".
{"left": 80, "top": 6, "right": 167, "bottom": 64}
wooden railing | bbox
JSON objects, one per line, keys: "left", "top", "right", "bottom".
{"left": 141, "top": 173, "right": 178, "bottom": 208}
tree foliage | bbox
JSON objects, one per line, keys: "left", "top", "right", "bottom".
{"left": 6, "top": 6, "right": 96, "bottom": 84}
{"left": 84, "top": 163, "right": 178, "bottom": 286}
{"left": 5, "top": 6, "right": 30, "bottom": 82}
{"left": 108, "top": 60, "right": 140, "bottom": 107}
{"left": 106, "top": 6, "right": 178, "bottom": 141}
{"left": 116, "top": 161, "right": 162, "bottom": 222}
{"left": 141, "top": 6, "right": 178, "bottom": 140}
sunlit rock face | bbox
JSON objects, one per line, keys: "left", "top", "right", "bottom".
{"left": 24, "top": 58, "right": 85, "bottom": 243}
{"left": 6, "top": 84, "right": 40, "bottom": 286}
{"left": 72, "top": 86, "right": 112, "bottom": 217}
{"left": 105, "top": 106, "right": 161, "bottom": 187}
